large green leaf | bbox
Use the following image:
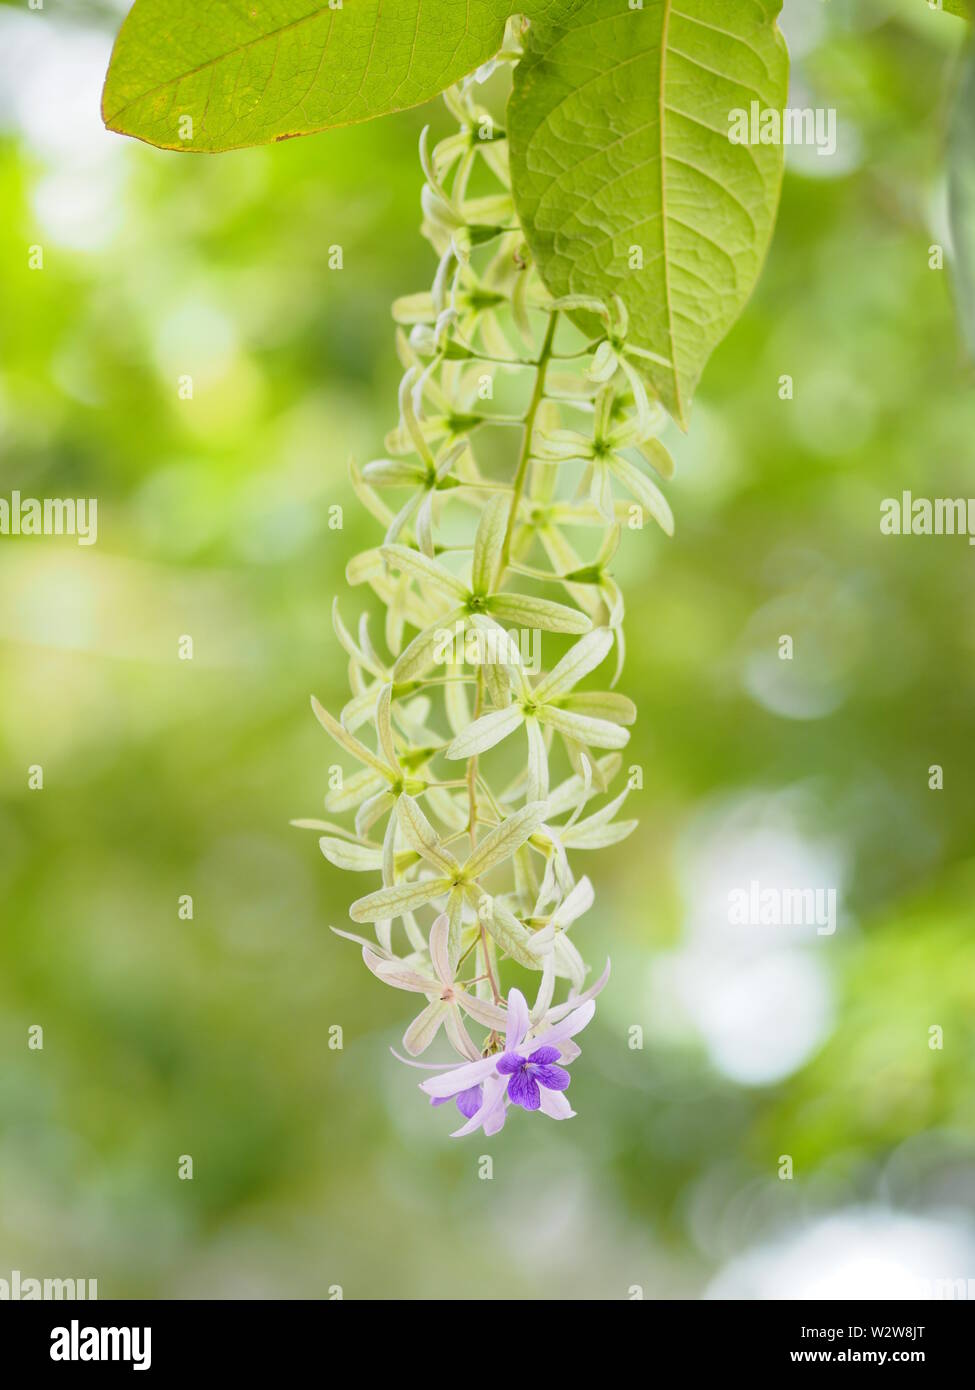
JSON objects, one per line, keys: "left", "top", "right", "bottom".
{"left": 941, "top": 2, "right": 973, "bottom": 20}
{"left": 508, "top": 0, "right": 789, "bottom": 426}
{"left": 102, "top": 0, "right": 583, "bottom": 152}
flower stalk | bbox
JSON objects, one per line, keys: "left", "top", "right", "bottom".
{"left": 297, "top": 49, "right": 675, "bottom": 1137}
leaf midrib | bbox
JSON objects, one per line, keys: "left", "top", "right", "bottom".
{"left": 658, "top": 0, "right": 682, "bottom": 425}
{"left": 104, "top": 4, "right": 342, "bottom": 123}
{"left": 103, "top": 2, "right": 372, "bottom": 123}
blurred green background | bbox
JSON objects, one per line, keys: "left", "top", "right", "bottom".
{"left": 2, "top": 0, "right": 975, "bottom": 1299}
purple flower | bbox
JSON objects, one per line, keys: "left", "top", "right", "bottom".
{"left": 496, "top": 1046, "right": 570, "bottom": 1110}
{"left": 432, "top": 1084, "right": 483, "bottom": 1119}
{"left": 417, "top": 968, "right": 609, "bottom": 1135}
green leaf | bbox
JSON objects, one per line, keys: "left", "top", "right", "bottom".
{"left": 508, "top": 0, "right": 789, "bottom": 427}
{"left": 941, "top": 2, "right": 973, "bottom": 19}
{"left": 102, "top": 0, "right": 585, "bottom": 152}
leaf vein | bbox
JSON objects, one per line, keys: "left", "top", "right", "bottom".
{"left": 669, "top": 6, "right": 773, "bottom": 84}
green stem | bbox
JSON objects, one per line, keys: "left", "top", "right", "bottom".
{"left": 467, "top": 667, "right": 483, "bottom": 851}
{"left": 418, "top": 675, "right": 478, "bottom": 687}
{"left": 452, "top": 480, "right": 518, "bottom": 492}
{"left": 551, "top": 341, "right": 605, "bottom": 360}
{"left": 480, "top": 920, "right": 501, "bottom": 1004}
{"left": 498, "top": 310, "right": 559, "bottom": 575}
{"left": 463, "top": 353, "right": 538, "bottom": 368}
{"left": 507, "top": 560, "right": 564, "bottom": 583}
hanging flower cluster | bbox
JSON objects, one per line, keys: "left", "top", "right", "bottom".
{"left": 297, "top": 48, "right": 675, "bottom": 1137}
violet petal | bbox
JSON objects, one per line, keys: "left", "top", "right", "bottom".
{"left": 455, "top": 1084, "right": 483, "bottom": 1119}
{"left": 507, "top": 1069, "right": 541, "bottom": 1110}
{"left": 533, "top": 1063, "right": 570, "bottom": 1091}
{"left": 496, "top": 1050, "right": 525, "bottom": 1076}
